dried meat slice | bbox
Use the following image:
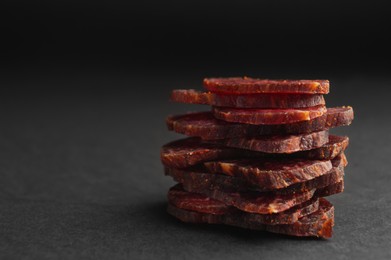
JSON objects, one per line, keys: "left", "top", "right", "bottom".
{"left": 167, "top": 203, "right": 221, "bottom": 224}
{"left": 264, "top": 198, "right": 334, "bottom": 238}
{"left": 213, "top": 106, "right": 327, "bottom": 125}
{"left": 166, "top": 165, "right": 259, "bottom": 191}
{"left": 203, "top": 77, "right": 330, "bottom": 94}
{"left": 242, "top": 198, "right": 320, "bottom": 225}
{"left": 213, "top": 130, "right": 329, "bottom": 153}
{"left": 161, "top": 135, "right": 348, "bottom": 169}
{"left": 160, "top": 137, "right": 239, "bottom": 169}
{"left": 314, "top": 180, "right": 344, "bottom": 197}
{"left": 204, "top": 158, "right": 332, "bottom": 190}
{"left": 291, "top": 135, "right": 349, "bottom": 160}
{"left": 166, "top": 107, "right": 353, "bottom": 140}
{"left": 167, "top": 198, "right": 334, "bottom": 238}
{"left": 165, "top": 155, "right": 345, "bottom": 193}
{"left": 168, "top": 184, "right": 230, "bottom": 215}
{"left": 183, "top": 183, "right": 316, "bottom": 214}
{"left": 171, "top": 89, "right": 326, "bottom": 108}
{"left": 168, "top": 184, "right": 320, "bottom": 225}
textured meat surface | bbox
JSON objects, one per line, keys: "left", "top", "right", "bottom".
{"left": 171, "top": 89, "right": 326, "bottom": 108}
{"left": 161, "top": 135, "right": 348, "bottom": 168}
{"left": 168, "top": 185, "right": 320, "bottom": 224}
{"left": 203, "top": 77, "right": 330, "bottom": 94}
{"left": 213, "top": 130, "right": 329, "bottom": 153}
{"left": 315, "top": 180, "right": 344, "bottom": 197}
{"left": 213, "top": 106, "right": 327, "bottom": 125}
{"left": 201, "top": 186, "right": 316, "bottom": 214}
{"left": 160, "top": 137, "right": 238, "bottom": 168}
{"left": 167, "top": 198, "right": 334, "bottom": 238}
{"left": 166, "top": 107, "right": 353, "bottom": 139}
{"left": 165, "top": 155, "right": 345, "bottom": 193}
{"left": 264, "top": 198, "right": 334, "bottom": 238}
{"left": 204, "top": 158, "right": 332, "bottom": 190}
{"left": 325, "top": 107, "right": 354, "bottom": 128}
{"left": 291, "top": 135, "right": 349, "bottom": 160}
{"left": 242, "top": 198, "right": 320, "bottom": 225}
{"left": 182, "top": 183, "right": 316, "bottom": 214}
{"left": 166, "top": 165, "right": 259, "bottom": 191}
{"left": 168, "top": 184, "right": 230, "bottom": 214}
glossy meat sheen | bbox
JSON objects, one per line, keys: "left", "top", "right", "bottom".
{"left": 166, "top": 107, "right": 353, "bottom": 140}
{"left": 204, "top": 158, "right": 332, "bottom": 190}
{"left": 165, "top": 154, "right": 346, "bottom": 193}
{"left": 213, "top": 106, "right": 327, "bottom": 125}
{"left": 203, "top": 77, "right": 330, "bottom": 94}
{"left": 167, "top": 198, "right": 334, "bottom": 238}
{"left": 168, "top": 185, "right": 320, "bottom": 225}
{"left": 171, "top": 89, "right": 326, "bottom": 108}
{"left": 213, "top": 130, "right": 329, "bottom": 153}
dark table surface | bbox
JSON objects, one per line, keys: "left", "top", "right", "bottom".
{"left": 1, "top": 71, "right": 390, "bottom": 259}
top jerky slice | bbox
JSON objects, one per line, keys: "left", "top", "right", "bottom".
{"left": 204, "top": 77, "right": 329, "bottom": 94}
{"left": 166, "top": 106, "right": 353, "bottom": 140}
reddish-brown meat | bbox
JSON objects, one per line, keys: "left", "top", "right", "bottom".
{"left": 182, "top": 183, "right": 316, "bottom": 214}
{"left": 315, "top": 180, "right": 344, "bottom": 197}
{"left": 213, "top": 106, "right": 327, "bottom": 125}
{"left": 168, "top": 184, "right": 230, "bottom": 215}
{"left": 167, "top": 198, "right": 334, "bottom": 238}
{"left": 204, "top": 158, "right": 332, "bottom": 190}
{"left": 168, "top": 185, "right": 320, "bottom": 225}
{"left": 160, "top": 138, "right": 238, "bottom": 169}
{"left": 171, "top": 89, "right": 326, "bottom": 108}
{"left": 165, "top": 154, "right": 345, "bottom": 193}
{"left": 212, "top": 130, "right": 329, "bottom": 153}
{"left": 243, "top": 198, "right": 320, "bottom": 225}
{"left": 166, "top": 107, "right": 353, "bottom": 140}
{"left": 291, "top": 135, "right": 349, "bottom": 160}
{"left": 161, "top": 135, "right": 348, "bottom": 168}
{"left": 264, "top": 198, "right": 334, "bottom": 238}
{"left": 203, "top": 77, "right": 330, "bottom": 94}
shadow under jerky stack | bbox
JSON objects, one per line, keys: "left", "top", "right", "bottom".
{"left": 161, "top": 77, "right": 354, "bottom": 239}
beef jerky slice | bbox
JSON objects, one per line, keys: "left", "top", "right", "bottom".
{"left": 165, "top": 154, "right": 345, "bottom": 193}
{"left": 167, "top": 198, "right": 334, "bottom": 238}
{"left": 160, "top": 137, "right": 238, "bottom": 169}
{"left": 166, "top": 107, "right": 353, "bottom": 140}
{"left": 242, "top": 198, "right": 320, "bottom": 225}
{"left": 203, "top": 77, "right": 330, "bottom": 94}
{"left": 171, "top": 89, "right": 326, "bottom": 108}
{"left": 213, "top": 106, "right": 327, "bottom": 125}
{"left": 264, "top": 198, "right": 334, "bottom": 238}
{"left": 168, "top": 185, "right": 320, "bottom": 225}
{"left": 183, "top": 183, "right": 316, "bottom": 214}
{"left": 168, "top": 184, "right": 230, "bottom": 215}
{"left": 291, "top": 135, "right": 349, "bottom": 160}
{"left": 204, "top": 158, "right": 332, "bottom": 190}
{"left": 213, "top": 130, "right": 329, "bottom": 153}
{"left": 161, "top": 135, "right": 348, "bottom": 169}
{"left": 315, "top": 180, "right": 344, "bottom": 197}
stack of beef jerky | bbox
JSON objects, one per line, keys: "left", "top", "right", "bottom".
{"left": 161, "top": 77, "right": 354, "bottom": 239}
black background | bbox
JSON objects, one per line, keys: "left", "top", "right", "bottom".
{"left": 2, "top": 0, "right": 391, "bottom": 74}
{"left": 1, "top": 1, "right": 391, "bottom": 259}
